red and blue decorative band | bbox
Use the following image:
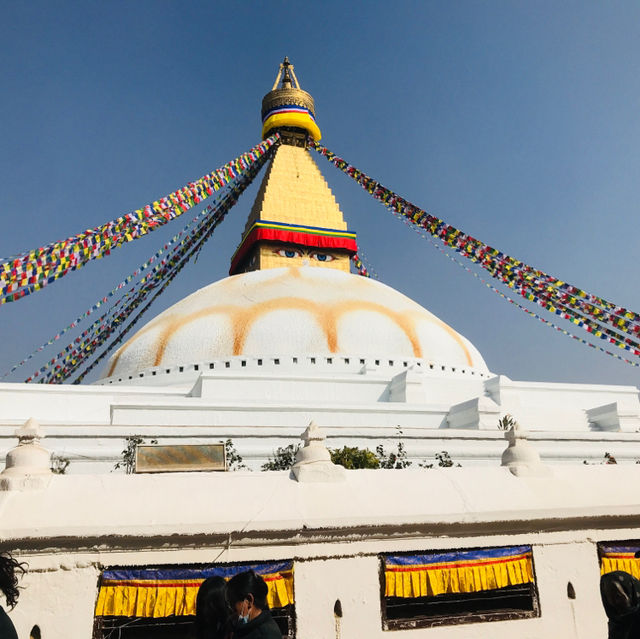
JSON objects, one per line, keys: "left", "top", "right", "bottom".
{"left": 229, "top": 220, "right": 357, "bottom": 274}
{"left": 262, "top": 104, "right": 316, "bottom": 123}
{"left": 385, "top": 546, "right": 533, "bottom": 571}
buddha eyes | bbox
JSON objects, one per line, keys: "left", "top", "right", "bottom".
{"left": 276, "top": 249, "right": 302, "bottom": 258}
{"left": 310, "top": 252, "right": 334, "bottom": 262}
{"left": 274, "top": 249, "right": 335, "bottom": 261}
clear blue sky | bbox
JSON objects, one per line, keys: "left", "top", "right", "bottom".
{"left": 2, "top": 1, "right": 640, "bottom": 386}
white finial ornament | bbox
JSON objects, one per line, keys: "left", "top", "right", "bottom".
{"left": 1, "top": 417, "right": 52, "bottom": 490}
{"left": 292, "top": 421, "right": 345, "bottom": 482}
{"left": 500, "top": 419, "right": 550, "bottom": 477}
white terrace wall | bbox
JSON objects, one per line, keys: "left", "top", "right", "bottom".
{"left": 3, "top": 462, "right": 640, "bottom": 638}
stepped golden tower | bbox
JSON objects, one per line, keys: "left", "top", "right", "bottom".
{"left": 229, "top": 57, "right": 358, "bottom": 275}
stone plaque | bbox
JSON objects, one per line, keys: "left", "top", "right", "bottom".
{"left": 134, "top": 443, "right": 226, "bottom": 473}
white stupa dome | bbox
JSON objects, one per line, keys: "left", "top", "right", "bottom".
{"left": 100, "top": 266, "right": 489, "bottom": 383}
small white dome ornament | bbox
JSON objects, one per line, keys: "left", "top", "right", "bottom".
{"left": 500, "top": 419, "right": 550, "bottom": 477}
{"left": 1, "top": 417, "right": 52, "bottom": 491}
{"left": 292, "top": 421, "right": 345, "bottom": 483}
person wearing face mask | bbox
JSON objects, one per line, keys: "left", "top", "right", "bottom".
{"left": 226, "top": 571, "right": 282, "bottom": 639}
{"left": 600, "top": 571, "right": 640, "bottom": 639}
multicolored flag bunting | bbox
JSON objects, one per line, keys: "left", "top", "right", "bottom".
{"left": 25, "top": 146, "right": 272, "bottom": 384}
{"left": 0, "top": 136, "right": 279, "bottom": 305}
{"left": 3, "top": 190, "right": 230, "bottom": 379}
{"left": 309, "top": 140, "right": 640, "bottom": 363}
{"left": 389, "top": 204, "right": 640, "bottom": 368}
{"left": 351, "top": 253, "right": 371, "bottom": 277}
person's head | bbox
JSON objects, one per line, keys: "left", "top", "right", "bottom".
{"left": 195, "top": 576, "right": 230, "bottom": 639}
{"left": 601, "top": 571, "right": 640, "bottom": 619}
{"left": 227, "top": 571, "right": 269, "bottom": 624}
{"left": 0, "top": 552, "right": 27, "bottom": 610}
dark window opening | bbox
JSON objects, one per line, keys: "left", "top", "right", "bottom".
{"left": 94, "top": 606, "right": 296, "bottom": 638}
{"left": 383, "top": 583, "right": 539, "bottom": 630}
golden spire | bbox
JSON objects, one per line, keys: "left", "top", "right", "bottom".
{"left": 229, "top": 59, "right": 355, "bottom": 276}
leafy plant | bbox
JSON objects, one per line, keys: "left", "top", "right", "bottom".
{"left": 261, "top": 444, "right": 300, "bottom": 471}
{"left": 50, "top": 455, "right": 70, "bottom": 475}
{"left": 330, "top": 446, "right": 380, "bottom": 469}
{"left": 435, "top": 451, "right": 460, "bottom": 467}
{"left": 375, "top": 426, "right": 413, "bottom": 469}
{"left": 498, "top": 414, "right": 517, "bottom": 431}
{"left": 418, "top": 450, "right": 460, "bottom": 468}
{"left": 114, "top": 435, "right": 157, "bottom": 474}
{"left": 225, "top": 439, "right": 248, "bottom": 471}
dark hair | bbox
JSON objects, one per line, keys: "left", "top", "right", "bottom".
{"left": 195, "top": 576, "right": 230, "bottom": 639}
{"left": 0, "top": 553, "right": 27, "bottom": 609}
{"left": 227, "top": 571, "right": 269, "bottom": 610}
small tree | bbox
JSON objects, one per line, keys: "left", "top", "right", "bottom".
{"left": 225, "top": 439, "right": 248, "bottom": 471}
{"left": 376, "top": 427, "right": 412, "bottom": 469}
{"left": 114, "top": 435, "right": 157, "bottom": 474}
{"left": 330, "top": 446, "right": 380, "bottom": 469}
{"left": 435, "top": 451, "right": 460, "bottom": 467}
{"left": 261, "top": 444, "right": 300, "bottom": 471}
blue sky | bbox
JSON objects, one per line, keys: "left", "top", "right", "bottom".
{"left": 2, "top": 1, "right": 640, "bottom": 385}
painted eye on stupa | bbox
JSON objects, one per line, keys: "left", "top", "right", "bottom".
{"left": 310, "top": 252, "right": 335, "bottom": 262}
{"left": 276, "top": 248, "right": 302, "bottom": 259}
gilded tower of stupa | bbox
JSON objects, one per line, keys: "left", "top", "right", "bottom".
{"left": 229, "top": 57, "right": 357, "bottom": 275}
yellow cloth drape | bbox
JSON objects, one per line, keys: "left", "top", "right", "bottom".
{"left": 385, "top": 556, "right": 534, "bottom": 598}
{"left": 600, "top": 557, "right": 640, "bottom": 580}
{"left": 95, "top": 570, "right": 294, "bottom": 618}
{"left": 262, "top": 112, "right": 322, "bottom": 141}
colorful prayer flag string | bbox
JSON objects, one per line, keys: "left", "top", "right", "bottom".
{"left": 3, "top": 189, "right": 231, "bottom": 379}
{"left": 389, "top": 206, "right": 640, "bottom": 368}
{"left": 352, "top": 248, "right": 379, "bottom": 280}
{"left": 309, "top": 140, "right": 640, "bottom": 361}
{"left": 0, "top": 136, "right": 279, "bottom": 304}
{"left": 25, "top": 146, "right": 272, "bottom": 384}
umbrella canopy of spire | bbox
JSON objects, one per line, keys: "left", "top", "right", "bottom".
{"left": 261, "top": 56, "right": 321, "bottom": 143}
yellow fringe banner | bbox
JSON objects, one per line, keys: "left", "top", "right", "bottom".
{"left": 384, "top": 547, "right": 534, "bottom": 598}
{"left": 600, "top": 546, "right": 640, "bottom": 580}
{"left": 95, "top": 564, "right": 293, "bottom": 618}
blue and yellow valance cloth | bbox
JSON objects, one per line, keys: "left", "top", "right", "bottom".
{"left": 600, "top": 545, "right": 640, "bottom": 579}
{"left": 384, "top": 546, "right": 534, "bottom": 598}
{"left": 261, "top": 104, "right": 321, "bottom": 141}
{"left": 95, "top": 561, "right": 293, "bottom": 618}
